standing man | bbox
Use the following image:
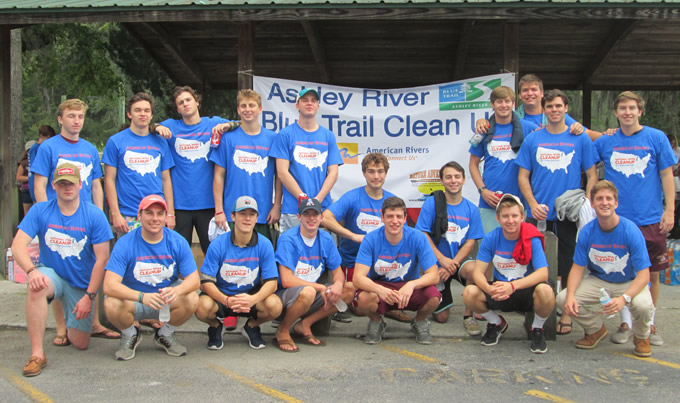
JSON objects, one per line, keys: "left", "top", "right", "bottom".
{"left": 12, "top": 163, "right": 113, "bottom": 377}
{"left": 353, "top": 197, "right": 441, "bottom": 345}
{"left": 559, "top": 180, "right": 654, "bottom": 357}
{"left": 103, "top": 195, "right": 199, "bottom": 361}
{"left": 196, "top": 196, "right": 282, "bottom": 350}
{"left": 415, "top": 161, "right": 484, "bottom": 334}
{"left": 469, "top": 86, "right": 539, "bottom": 233}
{"left": 270, "top": 88, "right": 343, "bottom": 232}
{"left": 593, "top": 91, "right": 677, "bottom": 346}
{"left": 28, "top": 124, "right": 56, "bottom": 203}
{"left": 103, "top": 93, "right": 176, "bottom": 234}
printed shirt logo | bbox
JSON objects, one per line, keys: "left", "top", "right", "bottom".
{"left": 492, "top": 255, "right": 527, "bottom": 281}
{"left": 220, "top": 263, "right": 259, "bottom": 288}
{"left": 374, "top": 259, "right": 411, "bottom": 281}
{"left": 44, "top": 228, "right": 87, "bottom": 260}
{"left": 233, "top": 149, "right": 268, "bottom": 176}
{"left": 175, "top": 138, "right": 210, "bottom": 162}
{"left": 123, "top": 150, "right": 161, "bottom": 176}
{"left": 445, "top": 221, "right": 468, "bottom": 245}
{"left": 356, "top": 212, "right": 383, "bottom": 233}
{"left": 487, "top": 140, "right": 517, "bottom": 163}
{"left": 133, "top": 261, "right": 175, "bottom": 286}
{"left": 294, "top": 261, "right": 323, "bottom": 283}
{"left": 588, "top": 248, "right": 629, "bottom": 275}
{"left": 293, "top": 145, "right": 327, "bottom": 171}
{"left": 57, "top": 158, "right": 93, "bottom": 184}
{"left": 610, "top": 151, "right": 650, "bottom": 178}
{"left": 536, "top": 146, "right": 575, "bottom": 173}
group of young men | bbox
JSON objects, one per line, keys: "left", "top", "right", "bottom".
{"left": 13, "top": 74, "right": 674, "bottom": 377}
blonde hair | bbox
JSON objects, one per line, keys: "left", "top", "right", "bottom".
{"left": 57, "top": 99, "right": 88, "bottom": 117}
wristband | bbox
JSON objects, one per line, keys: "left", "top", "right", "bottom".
{"left": 215, "top": 211, "right": 224, "bottom": 216}
{"left": 225, "top": 295, "right": 229, "bottom": 308}
{"left": 510, "top": 282, "right": 515, "bottom": 293}
{"left": 478, "top": 186, "right": 487, "bottom": 194}
{"left": 138, "top": 292, "right": 144, "bottom": 303}
{"left": 25, "top": 266, "right": 37, "bottom": 276}
{"left": 167, "top": 214, "right": 175, "bottom": 218}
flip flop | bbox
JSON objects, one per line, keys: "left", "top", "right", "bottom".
{"left": 273, "top": 338, "right": 299, "bottom": 353}
{"left": 294, "top": 333, "right": 327, "bottom": 347}
{"left": 53, "top": 334, "right": 71, "bottom": 347}
{"left": 557, "top": 321, "right": 572, "bottom": 335}
{"left": 91, "top": 329, "right": 121, "bottom": 339}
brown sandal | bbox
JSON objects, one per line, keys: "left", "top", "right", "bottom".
{"left": 53, "top": 334, "right": 71, "bottom": 346}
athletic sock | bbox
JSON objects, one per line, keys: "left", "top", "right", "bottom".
{"left": 532, "top": 313, "right": 548, "bottom": 329}
{"left": 480, "top": 310, "right": 502, "bottom": 325}
{"left": 121, "top": 325, "right": 137, "bottom": 338}
{"left": 650, "top": 306, "right": 656, "bottom": 326}
{"left": 158, "top": 323, "right": 176, "bottom": 337}
{"left": 620, "top": 306, "right": 633, "bottom": 328}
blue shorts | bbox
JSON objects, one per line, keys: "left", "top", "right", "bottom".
{"left": 40, "top": 266, "right": 94, "bottom": 333}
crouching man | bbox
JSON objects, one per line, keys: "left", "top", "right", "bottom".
{"left": 104, "top": 195, "right": 199, "bottom": 360}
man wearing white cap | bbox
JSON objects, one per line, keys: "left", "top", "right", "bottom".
{"left": 12, "top": 163, "right": 113, "bottom": 376}
{"left": 103, "top": 194, "right": 199, "bottom": 361}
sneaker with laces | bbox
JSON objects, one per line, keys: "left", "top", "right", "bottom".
{"left": 411, "top": 319, "right": 433, "bottom": 345}
{"left": 649, "top": 325, "right": 663, "bottom": 346}
{"left": 611, "top": 322, "right": 632, "bottom": 344}
{"left": 530, "top": 328, "right": 548, "bottom": 354}
{"left": 365, "top": 318, "right": 386, "bottom": 344}
{"left": 115, "top": 327, "right": 142, "bottom": 361}
{"left": 463, "top": 316, "right": 482, "bottom": 336}
{"left": 22, "top": 355, "right": 47, "bottom": 377}
{"left": 223, "top": 316, "right": 238, "bottom": 331}
{"left": 331, "top": 311, "right": 352, "bottom": 323}
{"left": 154, "top": 329, "right": 187, "bottom": 357}
{"left": 480, "top": 316, "right": 508, "bottom": 346}
{"left": 241, "top": 324, "right": 266, "bottom": 349}
{"left": 207, "top": 323, "right": 224, "bottom": 350}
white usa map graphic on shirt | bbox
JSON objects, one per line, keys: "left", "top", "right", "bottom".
{"left": 536, "top": 146, "right": 575, "bottom": 173}
{"left": 610, "top": 151, "right": 650, "bottom": 178}
{"left": 220, "top": 263, "right": 259, "bottom": 288}
{"left": 133, "top": 261, "right": 175, "bottom": 286}
{"left": 123, "top": 150, "right": 161, "bottom": 176}
{"left": 295, "top": 261, "right": 323, "bottom": 283}
{"left": 175, "top": 138, "right": 210, "bottom": 162}
{"left": 487, "top": 140, "right": 517, "bottom": 163}
{"left": 493, "top": 256, "right": 527, "bottom": 281}
{"left": 356, "top": 212, "right": 383, "bottom": 233}
{"left": 233, "top": 149, "right": 269, "bottom": 176}
{"left": 445, "top": 222, "right": 468, "bottom": 245}
{"left": 57, "top": 158, "right": 93, "bottom": 185}
{"left": 374, "top": 259, "right": 411, "bottom": 281}
{"left": 44, "top": 229, "right": 87, "bottom": 259}
{"left": 294, "top": 145, "right": 327, "bottom": 171}
{"left": 588, "top": 248, "right": 629, "bottom": 275}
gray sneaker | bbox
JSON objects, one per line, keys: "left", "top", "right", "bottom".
{"left": 154, "top": 330, "right": 187, "bottom": 357}
{"left": 611, "top": 322, "right": 632, "bottom": 344}
{"left": 650, "top": 325, "right": 664, "bottom": 346}
{"left": 463, "top": 316, "right": 482, "bottom": 336}
{"left": 365, "top": 318, "right": 386, "bottom": 344}
{"left": 411, "top": 319, "right": 433, "bottom": 345}
{"left": 115, "top": 327, "right": 142, "bottom": 361}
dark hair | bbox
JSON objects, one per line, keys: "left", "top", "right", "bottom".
{"left": 439, "top": 161, "right": 465, "bottom": 180}
{"left": 361, "top": 152, "right": 390, "bottom": 173}
{"left": 38, "top": 125, "right": 56, "bottom": 138}
{"left": 541, "top": 89, "right": 569, "bottom": 108}
{"left": 126, "top": 92, "right": 154, "bottom": 115}
{"left": 614, "top": 91, "right": 645, "bottom": 113}
{"left": 518, "top": 74, "right": 544, "bottom": 92}
{"left": 172, "top": 86, "right": 201, "bottom": 105}
{"left": 381, "top": 196, "right": 407, "bottom": 216}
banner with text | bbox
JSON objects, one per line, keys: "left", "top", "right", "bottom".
{"left": 253, "top": 74, "right": 515, "bottom": 208}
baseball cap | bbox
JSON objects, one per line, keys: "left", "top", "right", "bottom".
{"left": 52, "top": 163, "right": 81, "bottom": 185}
{"left": 138, "top": 194, "right": 167, "bottom": 213}
{"left": 298, "top": 197, "right": 322, "bottom": 215}
{"left": 25, "top": 140, "right": 37, "bottom": 151}
{"left": 233, "top": 195, "right": 259, "bottom": 213}
{"left": 296, "top": 88, "right": 319, "bottom": 103}
{"left": 495, "top": 193, "right": 525, "bottom": 214}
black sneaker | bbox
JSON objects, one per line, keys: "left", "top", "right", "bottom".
{"left": 331, "top": 311, "right": 352, "bottom": 323}
{"left": 207, "top": 323, "right": 224, "bottom": 350}
{"left": 241, "top": 324, "right": 266, "bottom": 349}
{"left": 480, "top": 315, "right": 508, "bottom": 346}
{"left": 530, "top": 327, "right": 548, "bottom": 354}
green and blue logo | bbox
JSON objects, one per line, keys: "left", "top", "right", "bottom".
{"left": 439, "top": 78, "right": 501, "bottom": 111}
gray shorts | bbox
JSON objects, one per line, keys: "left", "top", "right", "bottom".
{"left": 129, "top": 279, "right": 183, "bottom": 321}
{"left": 275, "top": 285, "right": 325, "bottom": 321}
{"left": 278, "top": 214, "right": 300, "bottom": 233}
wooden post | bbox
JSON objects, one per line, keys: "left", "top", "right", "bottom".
{"left": 583, "top": 84, "right": 592, "bottom": 129}
{"left": 504, "top": 22, "right": 519, "bottom": 89}
{"left": 238, "top": 22, "right": 255, "bottom": 90}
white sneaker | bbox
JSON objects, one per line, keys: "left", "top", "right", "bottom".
{"left": 650, "top": 325, "right": 664, "bottom": 346}
{"left": 611, "top": 322, "right": 632, "bottom": 344}
{"left": 463, "top": 316, "right": 481, "bottom": 336}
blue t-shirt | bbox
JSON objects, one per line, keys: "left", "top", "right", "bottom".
{"left": 275, "top": 226, "right": 342, "bottom": 288}
{"left": 209, "top": 126, "right": 277, "bottom": 224}
{"left": 515, "top": 127, "right": 598, "bottom": 220}
{"left": 573, "top": 217, "right": 651, "bottom": 283}
{"left": 160, "top": 116, "right": 229, "bottom": 210}
{"left": 476, "top": 227, "right": 548, "bottom": 282}
{"left": 18, "top": 199, "right": 113, "bottom": 289}
{"left": 30, "top": 135, "right": 103, "bottom": 203}
{"left": 106, "top": 227, "right": 197, "bottom": 293}
{"left": 468, "top": 120, "right": 539, "bottom": 209}
{"left": 594, "top": 126, "right": 678, "bottom": 226}
{"left": 101, "top": 129, "right": 175, "bottom": 217}
{"left": 415, "top": 196, "right": 484, "bottom": 261}
{"left": 200, "top": 232, "right": 278, "bottom": 295}
{"left": 521, "top": 110, "right": 580, "bottom": 129}
{"left": 269, "top": 122, "right": 343, "bottom": 214}
{"left": 327, "top": 186, "right": 396, "bottom": 267}
{"left": 355, "top": 226, "right": 438, "bottom": 283}
{"left": 27, "top": 142, "right": 41, "bottom": 202}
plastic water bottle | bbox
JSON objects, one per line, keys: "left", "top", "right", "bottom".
{"left": 469, "top": 132, "right": 485, "bottom": 146}
{"left": 159, "top": 304, "right": 171, "bottom": 322}
{"left": 599, "top": 288, "right": 615, "bottom": 319}
{"left": 536, "top": 204, "right": 548, "bottom": 232}
{"left": 326, "top": 288, "right": 347, "bottom": 312}
{"left": 6, "top": 248, "right": 14, "bottom": 282}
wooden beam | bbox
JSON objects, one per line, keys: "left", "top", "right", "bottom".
{"left": 453, "top": 20, "right": 474, "bottom": 80}
{"left": 0, "top": 25, "right": 17, "bottom": 272}
{"left": 140, "top": 22, "right": 206, "bottom": 86}
{"left": 504, "top": 22, "right": 519, "bottom": 81}
{"left": 584, "top": 20, "right": 639, "bottom": 84}
{"left": 120, "top": 23, "right": 186, "bottom": 86}
{"left": 300, "top": 20, "right": 330, "bottom": 83}
{"left": 238, "top": 22, "right": 255, "bottom": 90}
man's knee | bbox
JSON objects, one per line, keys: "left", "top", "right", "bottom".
{"left": 195, "top": 295, "right": 216, "bottom": 320}
{"left": 175, "top": 292, "right": 199, "bottom": 314}
{"left": 262, "top": 294, "right": 283, "bottom": 318}
{"left": 356, "top": 291, "right": 378, "bottom": 310}
{"left": 534, "top": 284, "right": 555, "bottom": 304}
{"left": 104, "top": 296, "right": 124, "bottom": 316}
{"left": 462, "top": 284, "right": 481, "bottom": 305}
{"left": 297, "top": 286, "right": 317, "bottom": 306}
